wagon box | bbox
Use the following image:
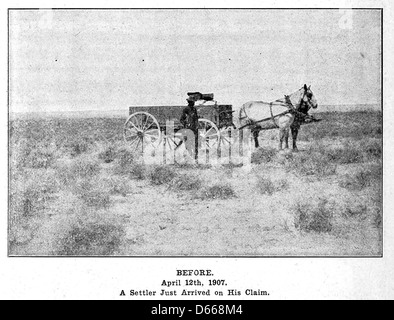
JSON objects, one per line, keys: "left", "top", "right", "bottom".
{"left": 128, "top": 104, "right": 233, "bottom": 128}
{"left": 125, "top": 102, "right": 234, "bottom": 152}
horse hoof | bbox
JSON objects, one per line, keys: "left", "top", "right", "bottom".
{"left": 292, "top": 148, "right": 299, "bottom": 152}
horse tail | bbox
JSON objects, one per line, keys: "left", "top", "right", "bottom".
{"left": 233, "top": 102, "right": 248, "bottom": 129}
{"left": 238, "top": 102, "right": 250, "bottom": 121}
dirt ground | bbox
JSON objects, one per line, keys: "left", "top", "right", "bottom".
{"left": 9, "top": 111, "right": 383, "bottom": 256}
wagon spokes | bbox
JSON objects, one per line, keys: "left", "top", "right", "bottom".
{"left": 218, "top": 127, "right": 234, "bottom": 147}
{"left": 198, "top": 119, "right": 220, "bottom": 149}
{"left": 164, "top": 133, "right": 183, "bottom": 151}
{"left": 124, "top": 111, "right": 162, "bottom": 153}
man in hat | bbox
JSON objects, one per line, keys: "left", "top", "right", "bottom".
{"left": 180, "top": 98, "right": 199, "bottom": 160}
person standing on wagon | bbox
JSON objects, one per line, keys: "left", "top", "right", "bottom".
{"left": 180, "top": 97, "right": 199, "bottom": 161}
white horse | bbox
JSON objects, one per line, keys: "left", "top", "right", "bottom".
{"left": 234, "top": 84, "right": 318, "bottom": 150}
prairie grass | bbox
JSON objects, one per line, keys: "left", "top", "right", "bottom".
{"left": 251, "top": 147, "right": 277, "bottom": 164}
{"left": 9, "top": 169, "right": 61, "bottom": 250}
{"left": 342, "top": 203, "right": 368, "bottom": 219}
{"left": 8, "top": 111, "right": 383, "bottom": 256}
{"left": 101, "top": 176, "right": 131, "bottom": 197}
{"left": 148, "top": 165, "right": 177, "bottom": 185}
{"left": 10, "top": 139, "right": 58, "bottom": 170}
{"left": 321, "top": 144, "right": 364, "bottom": 164}
{"left": 256, "top": 176, "right": 289, "bottom": 195}
{"left": 98, "top": 145, "right": 117, "bottom": 163}
{"left": 298, "top": 111, "right": 382, "bottom": 141}
{"left": 284, "top": 150, "right": 337, "bottom": 177}
{"left": 72, "top": 179, "right": 112, "bottom": 209}
{"left": 360, "top": 139, "right": 382, "bottom": 161}
{"left": 56, "top": 157, "right": 101, "bottom": 185}
{"left": 292, "top": 199, "right": 334, "bottom": 233}
{"left": 9, "top": 169, "right": 60, "bottom": 220}
{"left": 67, "top": 138, "right": 91, "bottom": 157}
{"left": 56, "top": 212, "right": 125, "bottom": 256}
{"left": 112, "top": 147, "right": 136, "bottom": 175}
{"left": 373, "top": 209, "right": 382, "bottom": 229}
{"left": 197, "top": 183, "right": 236, "bottom": 200}
{"left": 169, "top": 173, "right": 203, "bottom": 191}
{"left": 128, "top": 163, "right": 147, "bottom": 180}
{"left": 25, "top": 144, "right": 58, "bottom": 169}
{"left": 339, "top": 164, "right": 382, "bottom": 191}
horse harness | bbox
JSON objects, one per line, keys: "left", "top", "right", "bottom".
{"left": 238, "top": 92, "right": 309, "bottom": 131}
{"left": 269, "top": 91, "right": 312, "bottom": 128}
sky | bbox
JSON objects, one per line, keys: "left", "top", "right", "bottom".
{"left": 9, "top": 9, "right": 382, "bottom": 113}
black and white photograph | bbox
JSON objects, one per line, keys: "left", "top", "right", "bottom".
{"left": 2, "top": 1, "right": 393, "bottom": 300}
{"left": 8, "top": 7, "right": 383, "bottom": 257}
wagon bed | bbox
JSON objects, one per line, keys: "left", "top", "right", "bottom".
{"left": 124, "top": 100, "right": 234, "bottom": 152}
{"left": 128, "top": 104, "right": 233, "bottom": 129}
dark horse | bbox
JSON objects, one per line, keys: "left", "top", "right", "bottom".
{"left": 235, "top": 84, "right": 318, "bottom": 150}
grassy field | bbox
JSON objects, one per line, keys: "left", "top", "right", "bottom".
{"left": 8, "top": 110, "right": 382, "bottom": 256}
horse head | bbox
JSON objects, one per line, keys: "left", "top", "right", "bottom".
{"left": 301, "top": 84, "right": 318, "bottom": 110}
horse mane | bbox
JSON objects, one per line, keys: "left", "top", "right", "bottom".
{"left": 286, "top": 88, "right": 304, "bottom": 110}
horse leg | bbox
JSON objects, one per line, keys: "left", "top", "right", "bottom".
{"left": 278, "top": 128, "right": 284, "bottom": 150}
{"left": 291, "top": 126, "right": 299, "bottom": 151}
{"left": 284, "top": 128, "right": 290, "bottom": 149}
{"left": 253, "top": 129, "right": 260, "bottom": 148}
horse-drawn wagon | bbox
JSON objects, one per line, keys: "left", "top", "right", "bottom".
{"left": 123, "top": 92, "right": 234, "bottom": 152}
{"left": 123, "top": 85, "right": 320, "bottom": 154}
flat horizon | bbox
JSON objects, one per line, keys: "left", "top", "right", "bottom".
{"left": 9, "top": 103, "right": 382, "bottom": 118}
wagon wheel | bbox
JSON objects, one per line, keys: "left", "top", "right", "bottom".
{"left": 124, "top": 112, "right": 161, "bottom": 152}
{"left": 218, "top": 126, "right": 234, "bottom": 147}
{"left": 164, "top": 132, "right": 184, "bottom": 151}
{"left": 198, "top": 119, "right": 220, "bottom": 149}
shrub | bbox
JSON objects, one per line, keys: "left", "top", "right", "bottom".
{"left": 101, "top": 176, "right": 131, "bottom": 197}
{"left": 117, "top": 148, "right": 135, "bottom": 166}
{"left": 324, "top": 146, "right": 364, "bottom": 164}
{"left": 292, "top": 199, "right": 334, "bottom": 233}
{"left": 98, "top": 146, "right": 117, "bottom": 163}
{"left": 198, "top": 183, "right": 236, "bottom": 200}
{"left": 28, "top": 149, "right": 55, "bottom": 168}
{"left": 72, "top": 158, "right": 101, "bottom": 179}
{"left": 57, "top": 222, "right": 124, "bottom": 256}
{"left": 10, "top": 142, "right": 30, "bottom": 172}
{"left": 174, "top": 163, "right": 212, "bottom": 170}
{"left": 339, "top": 165, "right": 382, "bottom": 191}
{"left": 148, "top": 165, "right": 177, "bottom": 185}
{"left": 10, "top": 170, "right": 60, "bottom": 219}
{"left": 256, "top": 177, "right": 276, "bottom": 195}
{"left": 285, "top": 151, "right": 337, "bottom": 177}
{"left": 9, "top": 170, "right": 60, "bottom": 250}
{"left": 112, "top": 148, "right": 135, "bottom": 175}
{"left": 57, "top": 157, "right": 101, "bottom": 185}
{"left": 361, "top": 139, "right": 382, "bottom": 161}
{"left": 128, "top": 163, "right": 147, "bottom": 180}
{"left": 342, "top": 203, "right": 368, "bottom": 219}
{"left": 10, "top": 183, "right": 42, "bottom": 218}
{"left": 251, "top": 147, "right": 277, "bottom": 164}
{"left": 68, "top": 140, "right": 90, "bottom": 157}
{"left": 256, "top": 177, "right": 289, "bottom": 195}
{"left": 72, "top": 180, "right": 111, "bottom": 209}
{"left": 373, "top": 209, "right": 382, "bottom": 229}
{"left": 11, "top": 140, "right": 58, "bottom": 169}
{"left": 170, "top": 173, "right": 202, "bottom": 191}
{"left": 275, "top": 179, "right": 290, "bottom": 191}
